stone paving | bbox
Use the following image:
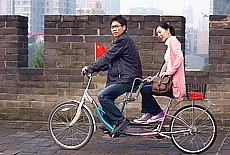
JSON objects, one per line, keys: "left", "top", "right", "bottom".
{"left": 0, "top": 121, "right": 229, "bottom": 155}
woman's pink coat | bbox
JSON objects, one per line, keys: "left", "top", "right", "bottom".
{"left": 161, "top": 37, "right": 186, "bottom": 101}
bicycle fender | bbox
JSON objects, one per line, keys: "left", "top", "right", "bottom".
{"left": 83, "top": 104, "right": 97, "bottom": 132}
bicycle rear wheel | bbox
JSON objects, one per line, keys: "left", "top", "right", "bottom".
{"left": 48, "top": 101, "right": 94, "bottom": 149}
{"left": 170, "top": 104, "right": 217, "bottom": 154}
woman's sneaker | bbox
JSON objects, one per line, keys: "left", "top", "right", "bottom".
{"left": 147, "top": 111, "right": 164, "bottom": 123}
{"left": 133, "top": 113, "right": 152, "bottom": 123}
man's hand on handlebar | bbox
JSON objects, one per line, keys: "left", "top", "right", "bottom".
{"left": 82, "top": 66, "right": 88, "bottom": 74}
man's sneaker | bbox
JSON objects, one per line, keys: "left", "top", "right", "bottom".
{"left": 111, "top": 118, "right": 130, "bottom": 135}
{"left": 133, "top": 113, "right": 152, "bottom": 123}
{"left": 147, "top": 111, "right": 164, "bottom": 123}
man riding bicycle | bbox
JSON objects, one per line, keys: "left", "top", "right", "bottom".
{"left": 82, "top": 15, "right": 142, "bottom": 135}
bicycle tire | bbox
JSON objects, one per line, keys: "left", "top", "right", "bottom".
{"left": 48, "top": 101, "right": 94, "bottom": 149}
{"left": 170, "top": 104, "right": 217, "bottom": 154}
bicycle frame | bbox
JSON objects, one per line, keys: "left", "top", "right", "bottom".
{"left": 69, "top": 73, "right": 212, "bottom": 138}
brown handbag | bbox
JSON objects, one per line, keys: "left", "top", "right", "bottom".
{"left": 152, "top": 61, "right": 173, "bottom": 94}
{"left": 152, "top": 76, "right": 172, "bottom": 94}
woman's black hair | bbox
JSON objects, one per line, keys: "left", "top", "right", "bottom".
{"left": 155, "top": 22, "right": 175, "bottom": 36}
{"left": 110, "top": 15, "right": 127, "bottom": 31}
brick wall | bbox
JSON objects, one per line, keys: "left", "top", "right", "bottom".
{"left": 208, "top": 15, "right": 230, "bottom": 126}
{"left": 0, "top": 15, "right": 229, "bottom": 126}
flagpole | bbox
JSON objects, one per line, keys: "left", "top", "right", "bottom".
{"left": 94, "top": 42, "right": 96, "bottom": 61}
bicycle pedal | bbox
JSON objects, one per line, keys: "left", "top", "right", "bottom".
{"left": 102, "top": 130, "right": 110, "bottom": 134}
{"left": 111, "top": 133, "right": 121, "bottom": 138}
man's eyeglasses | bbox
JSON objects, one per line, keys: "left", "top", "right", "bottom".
{"left": 111, "top": 25, "right": 122, "bottom": 29}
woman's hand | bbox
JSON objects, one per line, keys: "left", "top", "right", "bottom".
{"left": 159, "top": 72, "right": 168, "bottom": 78}
{"left": 145, "top": 76, "right": 154, "bottom": 82}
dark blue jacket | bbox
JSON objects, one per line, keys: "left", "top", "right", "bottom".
{"left": 88, "top": 32, "right": 142, "bottom": 86}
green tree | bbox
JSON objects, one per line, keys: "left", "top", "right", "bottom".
{"left": 29, "top": 41, "right": 44, "bottom": 68}
{"left": 28, "top": 42, "right": 36, "bottom": 67}
{"left": 200, "top": 63, "right": 209, "bottom": 72}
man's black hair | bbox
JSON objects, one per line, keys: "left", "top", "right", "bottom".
{"left": 110, "top": 15, "right": 127, "bottom": 31}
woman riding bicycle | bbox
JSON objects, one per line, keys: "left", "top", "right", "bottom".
{"left": 134, "top": 22, "right": 186, "bottom": 124}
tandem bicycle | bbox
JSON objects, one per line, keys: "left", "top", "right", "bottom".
{"left": 48, "top": 73, "right": 217, "bottom": 154}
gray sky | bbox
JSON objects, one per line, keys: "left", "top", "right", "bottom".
{"left": 120, "top": 0, "right": 210, "bottom": 28}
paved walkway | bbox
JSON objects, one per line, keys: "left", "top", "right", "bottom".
{"left": 0, "top": 121, "right": 229, "bottom": 155}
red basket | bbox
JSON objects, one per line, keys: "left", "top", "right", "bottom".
{"left": 186, "top": 84, "right": 206, "bottom": 100}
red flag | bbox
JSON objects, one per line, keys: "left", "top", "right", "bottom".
{"left": 95, "top": 42, "right": 107, "bottom": 61}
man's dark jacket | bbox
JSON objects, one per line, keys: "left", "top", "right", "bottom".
{"left": 88, "top": 32, "right": 142, "bottom": 86}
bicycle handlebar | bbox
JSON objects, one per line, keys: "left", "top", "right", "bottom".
{"left": 81, "top": 72, "right": 91, "bottom": 79}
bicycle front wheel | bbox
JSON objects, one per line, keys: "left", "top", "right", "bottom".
{"left": 170, "top": 105, "right": 217, "bottom": 154}
{"left": 48, "top": 101, "right": 94, "bottom": 149}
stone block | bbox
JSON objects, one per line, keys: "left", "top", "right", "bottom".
{"left": 0, "top": 107, "right": 17, "bottom": 114}
{"left": 160, "top": 16, "right": 185, "bottom": 22}
{"left": 130, "top": 15, "right": 145, "bottom": 22}
{"left": 210, "top": 30, "right": 230, "bottom": 36}
{"left": 209, "top": 15, "right": 228, "bottom": 21}
{"left": 44, "top": 15, "right": 61, "bottom": 22}
{"left": 17, "top": 81, "right": 44, "bottom": 88}
{"left": 18, "top": 108, "right": 43, "bottom": 116}
{"left": 223, "top": 37, "right": 230, "bottom": 44}
{"left": 44, "top": 42, "right": 70, "bottom": 49}
{"left": 139, "top": 36, "right": 157, "bottom": 43}
{"left": 44, "top": 68, "right": 69, "bottom": 75}
{"left": 210, "top": 36, "right": 222, "bottom": 44}
{"left": 44, "top": 36, "right": 56, "bottom": 42}
{"left": 31, "top": 115, "right": 48, "bottom": 121}
{"left": 100, "top": 28, "right": 112, "bottom": 35}
{"left": 102, "top": 15, "right": 114, "bottom": 21}
{"left": 127, "top": 22, "right": 138, "bottom": 29}
{"left": 18, "top": 68, "right": 43, "bottom": 75}
{"left": 44, "top": 61, "right": 56, "bottom": 68}
{"left": 85, "top": 35, "right": 112, "bottom": 42}
{"left": 223, "top": 50, "right": 230, "bottom": 57}
{"left": 75, "top": 15, "right": 89, "bottom": 22}
{"left": 88, "top": 15, "right": 103, "bottom": 22}
{"left": 45, "top": 28, "right": 70, "bottom": 35}
{"left": 72, "top": 29, "right": 97, "bottom": 35}
{"left": 136, "top": 43, "right": 153, "bottom": 50}
{"left": 72, "top": 42, "right": 93, "bottom": 49}
{"left": 58, "top": 36, "right": 83, "bottom": 42}
{"left": 62, "top": 15, "right": 77, "bottom": 22}
{"left": 0, "top": 28, "right": 18, "bottom": 35}
{"left": 0, "top": 94, "right": 18, "bottom": 100}
{"left": 0, "top": 22, "right": 5, "bottom": 28}
{"left": 5, "top": 114, "right": 30, "bottom": 120}
{"left": 128, "top": 29, "right": 153, "bottom": 36}
{"left": 44, "top": 22, "right": 56, "bottom": 28}
{"left": 84, "top": 22, "right": 108, "bottom": 29}
{"left": 58, "top": 21, "right": 83, "bottom": 28}
{"left": 6, "top": 21, "right": 27, "bottom": 29}
{"left": 145, "top": 15, "right": 160, "bottom": 22}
